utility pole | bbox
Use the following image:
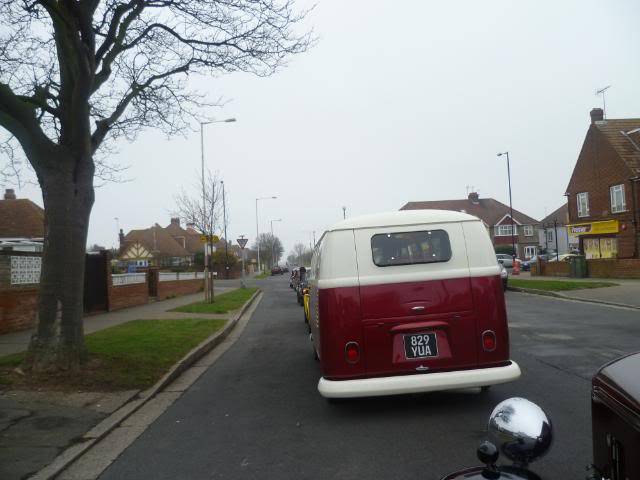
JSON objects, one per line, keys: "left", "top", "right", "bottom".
{"left": 270, "top": 218, "right": 282, "bottom": 268}
{"left": 221, "top": 180, "right": 228, "bottom": 279}
{"left": 553, "top": 219, "right": 559, "bottom": 261}
{"left": 255, "top": 196, "right": 277, "bottom": 273}
{"left": 199, "top": 117, "right": 236, "bottom": 301}
{"left": 498, "top": 152, "right": 516, "bottom": 259}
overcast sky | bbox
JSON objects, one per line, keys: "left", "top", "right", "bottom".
{"left": 10, "top": 0, "right": 640, "bottom": 256}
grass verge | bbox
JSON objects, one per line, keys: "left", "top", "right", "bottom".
{"left": 0, "top": 318, "right": 226, "bottom": 391}
{"left": 172, "top": 287, "right": 257, "bottom": 314}
{"left": 254, "top": 271, "right": 270, "bottom": 279}
{"left": 509, "top": 279, "right": 617, "bottom": 291}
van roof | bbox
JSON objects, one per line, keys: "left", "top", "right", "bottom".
{"left": 327, "top": 210, "right": 480, "bottom": 232}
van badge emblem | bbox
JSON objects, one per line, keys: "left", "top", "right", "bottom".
{"left": 415, "top": 365, "right": 429, "bottom": 372}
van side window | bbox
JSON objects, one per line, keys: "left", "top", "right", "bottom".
{"left": 371, "top": 230, "right": 452, "bottom": 267}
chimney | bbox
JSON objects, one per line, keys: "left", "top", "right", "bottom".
{"left": 4, "top": 189, "right": 16, "bottom": 200}
{"left": 468, "top": 192, "right": 480, "bottom": 204}
{"left": 590, "top": 108, "right": 604, "bottom": 124}
{"left": 170, "top": 217, "right": 180, "bottom": 226}
{"left": 118, "top": 228, "right": 125, "bottom": 246}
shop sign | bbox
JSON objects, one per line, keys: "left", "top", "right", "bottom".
{"left": 567, "top": 220, "right": 619, "bottom": 236}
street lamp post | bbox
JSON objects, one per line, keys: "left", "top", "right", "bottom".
{"left": 255, "top": 196, "right": 277, "bottom": 273}
{"left": 270, "top": 218, "right": 282, "bottom": 268}
{"left": 200, "top": 117, "right": 236, "bottom": 301}
{"left": 114, "top": 217, "right": 120, "bottom": 246}
{"left": 497, "top": 151, "right": 516, "bottom": 259}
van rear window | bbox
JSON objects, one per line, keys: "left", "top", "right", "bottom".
{"left": 371, "top": 230, "right": 452, "bottom": 267}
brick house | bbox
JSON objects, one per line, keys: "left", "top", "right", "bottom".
{"left": 119, "top": 223, "right": 194, "bottom": 268}
{"left": 0, "top": 189, "right": 45, "bottom": 251}
{"left": 538, "top": 203, "right": 578, "bottom": 255}
{"left": 164, "top": 217, "right": 202, "bottom": 256}
{"left": 401, "top": 192, "right": 540, "bottom": 259}
{"left": 565, "top": 108, "right": 640, "bottom": 259}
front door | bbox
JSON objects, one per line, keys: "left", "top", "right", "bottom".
{"left": 524, "top": 246, "right": 537, "bottom": 260}
{"left": 83, "top": 252, "right": 108, "bottom": 313}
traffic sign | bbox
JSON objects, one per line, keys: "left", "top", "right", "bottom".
{"left": 200, "top": 234, "right": 220, "bottom": 244}
{"left": 237, "top": 237, "right": 248, "bottom": 249}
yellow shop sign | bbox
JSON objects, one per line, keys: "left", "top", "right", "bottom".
{"left": 567, "top": 220, "right": 619, "bottom": 236}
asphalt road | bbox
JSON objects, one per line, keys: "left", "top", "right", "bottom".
{"left": 100, "top": 277, "right": 640, "bottom": 480}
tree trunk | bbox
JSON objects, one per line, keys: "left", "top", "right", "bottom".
{"left": 26, "top": 156, "right": 95, "bottom": 372}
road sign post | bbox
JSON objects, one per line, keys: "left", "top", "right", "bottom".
{"left": 237, "top": 236, "right": 248, "bottom": 288}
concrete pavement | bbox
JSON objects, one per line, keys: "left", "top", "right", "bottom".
{"left": 0, "top": 285, "right": 235, "bottom": 357}
{"left": 511, "top": 272, "right": 640, "bottom": 308}
{"left": 0, "top": 280, "right": 244, "bottom": 480}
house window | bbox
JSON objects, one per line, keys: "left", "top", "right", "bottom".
{"left": 577, "top": 192, "right": 590, "bottom": 218}
{"left": 523, "top": 225, "right": 534, "bottom": 236}
{"left": 494, "top": 224, "right": 517, "bottom": 236}
{"left": 610, "top": 184, "right": 626, "bottom": 213}
{"left": 546, "top": 230, "right": 554, "bottom": 243}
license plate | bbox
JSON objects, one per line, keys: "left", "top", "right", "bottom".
{"left": 403, "top": 333, "right": 438, "bottom": 359}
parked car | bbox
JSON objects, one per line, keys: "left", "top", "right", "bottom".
{"left": 270, "top": 265, "right": 283, "bottom": 275}
{"left": 547, "top": 253, "right": 579, "bottom": 262}
{"left": 289, "top": 267, "right": 299, "bottom": 288}
{"left": 441, "top": 351, "right": 640, "bottom": 480}
{"left": 498, "top": 262, "right": 508, "bottom": 290}
{"left": 521, "top": 254, "right": 548, "bottom": 271}
{"left": 308, "top": 210, "right": 521, "bottom": 399}
{"left": 303, "top": 286, "right": 311, "bottom": 325}
{"left": 295, "top": 266, "right": 308, "bottom": 305}
{"left": 496, "top": 253, "right": 514, "bottom": 268}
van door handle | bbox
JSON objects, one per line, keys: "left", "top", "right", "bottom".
{"left": 411, "top": 306, "right": 425, "bottom": 311}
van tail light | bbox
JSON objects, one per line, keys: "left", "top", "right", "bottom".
{"left": 345, "top": 342, "right": 360, "bottom": 364}
{"left": 482, "top": 331, "right": 497, "bottom": 352}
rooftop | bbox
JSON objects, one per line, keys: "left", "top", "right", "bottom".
{"left": 401, "top": 193, "right": 539, "bottom": 226}
{"left": 0, "top": 190, "right": 45, "bottom": 239}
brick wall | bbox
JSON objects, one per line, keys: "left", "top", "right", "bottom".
{"left": 587, "top": 259, "right": 640, "bottom": 279}
{"left": 157, "top": 279, "right": 203, "bottom": 300}
{"left": 0, "top": 251, "right": 40, "bottom": 334}
{"left": 0, "top": 289, "right": 39, "bottom": 334}
{"left": 538, "top": 261, "right": 571, "bottom": 277}
{"left": 109, "top": 283, "right": 149, "bottom": 311}
{"left": 566, "top": 125, "right": 640, "bottom": 258}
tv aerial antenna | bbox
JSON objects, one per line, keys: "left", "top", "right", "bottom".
{"left": 595, "top": 85, "right": 611, "bottom": 119}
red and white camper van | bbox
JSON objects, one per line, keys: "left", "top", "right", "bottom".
{"left": 308, "top": 210, "right": 521, "bottom": 398}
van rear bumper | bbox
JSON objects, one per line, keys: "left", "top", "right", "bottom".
{"left": 318, "top": 361, "right": 521, "bottom": 398}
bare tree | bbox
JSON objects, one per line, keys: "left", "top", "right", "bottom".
{"left": 292, "top": 242, "right": 306, "bottom": 264}
{"left": 0, "top": 1, "right": 312, "bottom": 371}
{"left": 173, "top": 170, "right": 224, "bottom": 243}
{"left": 253, "top": 232, "right": 283, "bottom": 271}
{"left": 173, "top": 169, "right": 223, "bottom": 301}
{"left": 290, "top": 242, "right": 312, "bottom": 265}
